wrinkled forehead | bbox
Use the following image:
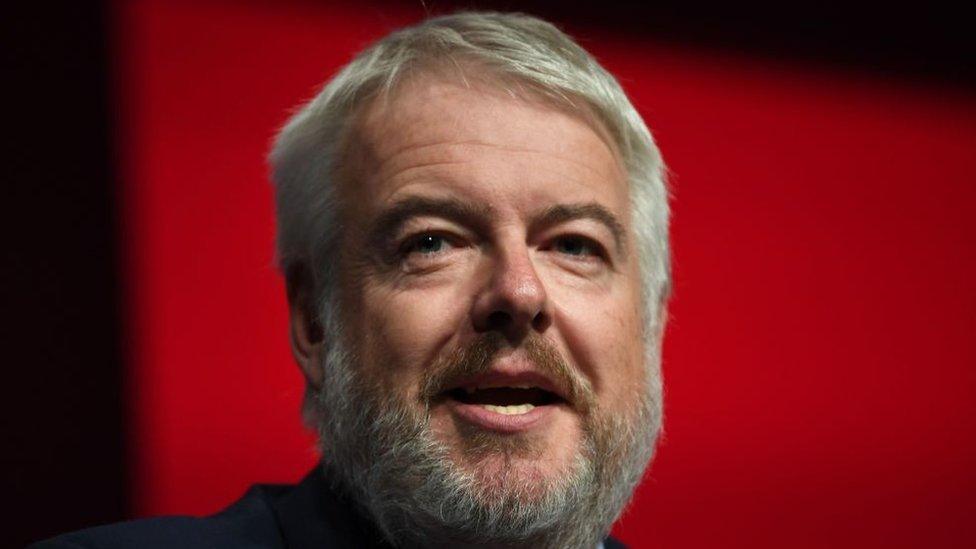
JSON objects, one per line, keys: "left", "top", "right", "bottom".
{"left": 341, "top": 64, "right": 626, "bottom": 179}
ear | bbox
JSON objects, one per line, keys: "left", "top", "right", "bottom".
{"left": 286, "top": 265, "right": 325, "bottom": 390}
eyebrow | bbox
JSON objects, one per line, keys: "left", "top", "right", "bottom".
{"left": 532, "top": 202, "right": 628, "bottom": 256}
{"left": 369, "top": 196, "right": 491, "bottom": 249}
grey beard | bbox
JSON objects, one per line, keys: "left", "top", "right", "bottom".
{"left": 312, "top": 330, "right": 661, "bottom": 549}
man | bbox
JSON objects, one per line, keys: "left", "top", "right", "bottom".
{"left": 34, "top": 11, "right": 670, "bottom": 549}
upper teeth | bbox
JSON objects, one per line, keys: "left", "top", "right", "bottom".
{"left": 464, "top": 384, "right": 534, "bottom": 393}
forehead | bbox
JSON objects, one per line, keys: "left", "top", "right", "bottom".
{"left": 341, "top": 75, "right": 629, "bottom": 217}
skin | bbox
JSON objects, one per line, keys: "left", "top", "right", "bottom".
{"left": 291, "top": 75, "right": 648, "bottom": 494}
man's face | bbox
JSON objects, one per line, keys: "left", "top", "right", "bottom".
{"left": 331, "top": 75, "right": 650, "bottom": 502}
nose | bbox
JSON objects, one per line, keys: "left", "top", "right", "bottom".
{"left": 471, "top": 244, "right": 552, "bottom": 343}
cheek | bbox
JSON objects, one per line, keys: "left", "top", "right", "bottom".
{"left": 353, "top": 279, "right": 472, "bottom": 397}
{"left": 597, "top": 314, "right": 647, "bottom": 414}
{"left": 549, "top": 275, "right": 646, "bottom": 411}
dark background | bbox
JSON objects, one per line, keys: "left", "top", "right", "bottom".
{"left": 4, "top": 1, "right": 974, "bottom": 547}
{"left": 5, "top": 3, "right": 123, "bottom": 548}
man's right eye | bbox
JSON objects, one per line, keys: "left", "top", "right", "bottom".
{"left": 412, "top": 234, "right": 446, "bottom": 254}
{"left": 395, "top": 233, "right": 462, "bottom": 273}
{"left": 401, "top": 233, "right": 453, "bottom": 257}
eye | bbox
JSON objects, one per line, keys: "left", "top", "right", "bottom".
{"left": 553, "top": 235, "right": 600, "bottom": 258}
{"left": 395, "top": 231, "right": 465, "bottom": 273}
{"left": 409, "top": 234, "right": 447, "bottom": 254}
{"left": 400, "top": 232, "right": 457, "bottom": 258}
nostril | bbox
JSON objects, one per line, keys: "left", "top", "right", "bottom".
{"left": 531, "top": 311, "right": 550, "bottom": 331}
{"left": 487, "top": 311, "right": 512, "bottom": 330}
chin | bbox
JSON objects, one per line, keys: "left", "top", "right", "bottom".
{"left": 466, "top": 455, "right": 568, "bottom": 503}
{"left": 441, "top": 417, "right": 585, "bottom": 504}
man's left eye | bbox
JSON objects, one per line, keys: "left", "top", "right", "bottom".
{"left": 553, "top": 236, "right": 599, "bottom": 257}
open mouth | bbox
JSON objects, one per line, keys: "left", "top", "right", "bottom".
{"left": 444, "top": 385, "right": 566, "bottom": 416}
{"left": 433, "top": 368, "right": 574, "bottom": 432}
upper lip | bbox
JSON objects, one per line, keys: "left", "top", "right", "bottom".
{"left": 445, "top": 364, "right": 570, "bottom": 403}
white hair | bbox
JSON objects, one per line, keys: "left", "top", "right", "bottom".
{"left": 270, "top": 11, "right": 671, "bottom": 337}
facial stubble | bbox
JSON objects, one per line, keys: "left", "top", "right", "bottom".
{"left": 313, "top": 328, "right": 658, "bottom": 548}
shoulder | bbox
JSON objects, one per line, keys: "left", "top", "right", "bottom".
{"left": 28, "top": 485, "right": 286, "bottom": 549}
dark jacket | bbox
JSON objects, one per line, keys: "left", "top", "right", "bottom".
{"left": 30, "top": 468, "right": 627, "bottom": 548}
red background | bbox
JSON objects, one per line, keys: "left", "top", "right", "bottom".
{"left": 118, "top": 1, "right": 976, "bottom": 546}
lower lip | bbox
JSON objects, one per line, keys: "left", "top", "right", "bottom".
{"left": 447, "top": 400, "right": 557, "bottom": 433}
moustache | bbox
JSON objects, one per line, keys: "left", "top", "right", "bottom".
{"left": 419, "top": 332, "right": 595, "bottom": 415}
